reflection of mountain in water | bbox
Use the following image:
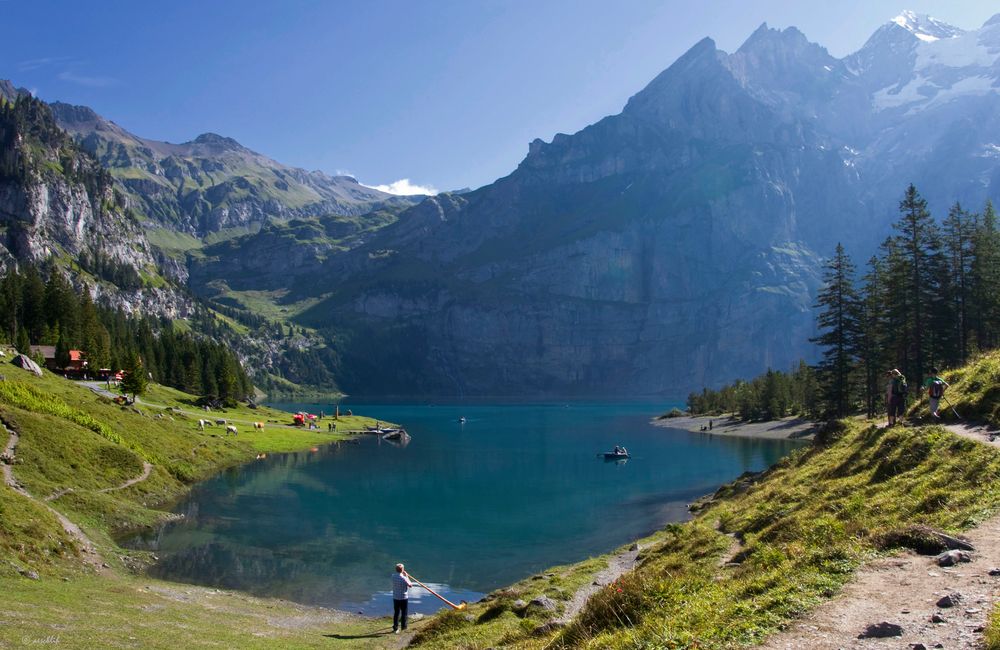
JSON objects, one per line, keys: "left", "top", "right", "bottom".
{"left": 123, "top": 402, "right": 799, "bottom": 611}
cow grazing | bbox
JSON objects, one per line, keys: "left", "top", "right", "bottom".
{"left": 253, "top": 422, "right": 264, "bottom": 430}
{"left": 225, "top": 425, "right": 238, "bottom": 436}
{"left": 198, "top": 419, "right": 214, "bottom": 430}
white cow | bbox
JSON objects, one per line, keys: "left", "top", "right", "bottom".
{"left": 198, "top": 419, "right": 213, "bottom": 430}
{"left": 226, "top": 425, "right": 238, "bottom": 436}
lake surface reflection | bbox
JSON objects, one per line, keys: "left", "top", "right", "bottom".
{"left": 125, "top": 402, "right": 801, "bottom": 614}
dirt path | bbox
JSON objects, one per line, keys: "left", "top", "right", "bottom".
{"left": 97, "top": 461, "right": 153, "bottom": 493}
{"left": 760, "top": 514, "right": 1000, "bottom": 649}
{"left": 945, "top": 422, "right": 1000, "bottom": 448}
{"left": 1, "top": 419, "right": 106, "bottom": 572}
{"left": 758, "top": 422, "right": 1000, "bottom": 650}
{"left": 556, "top": 546, "right": 641, "bottom": 625}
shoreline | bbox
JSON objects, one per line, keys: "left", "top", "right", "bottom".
{"left": 653, "top": 413, "right": 818, "bottom": 440}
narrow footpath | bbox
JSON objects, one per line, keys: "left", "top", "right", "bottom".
{"left": 557, "top": 547, "right": 641, "bottom": 626}
{"left": 97, "top": 461, "right": 153, "bottom": 493}
{"left": 1, "top": 419, "right": 106, "bottom": 572}
{"left": 759, "top": 421, "right": 1000, "bottom": 649}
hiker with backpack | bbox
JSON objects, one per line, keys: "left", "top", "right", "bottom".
{"left": 923, "top": 366, "right": 950, "bottom": 419}
{"left": 886, "top": 368, "right": 908, "bottom": 427}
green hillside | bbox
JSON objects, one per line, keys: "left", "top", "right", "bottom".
{"left": 5, "top": 351, "right": 1000, "bottom": 648}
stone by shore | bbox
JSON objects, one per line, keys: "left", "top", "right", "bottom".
{"left": 652, "top": 413, "right": 817, "bottom": 441}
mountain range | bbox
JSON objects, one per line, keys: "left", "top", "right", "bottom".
{"left": 3, "top": 10, "right": 1000, "bottom": 397}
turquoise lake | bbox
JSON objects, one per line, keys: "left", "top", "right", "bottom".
{"left": 126, "top": 402, "right": 801, "bottom": 614}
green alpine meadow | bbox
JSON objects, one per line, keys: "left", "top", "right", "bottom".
{"left": 4, "top": 4, "right": 1000, "bottom": 649}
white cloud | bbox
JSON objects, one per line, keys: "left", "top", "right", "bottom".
{"left": 57, "top": 71, "right": 119, "bottom": 88}
{"left": 362, "top": 178, "right": 439, "bottom": 196}
{"left": 16, "top": 56, "right": 76, "bottom": 72}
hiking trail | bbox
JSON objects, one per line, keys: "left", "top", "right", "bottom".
{"left": 97, "top": 461, "right": 153, "bottom": 493}
{"left": 1, "top": 419, "right": 106, "bottom": 572}
{"left": 757, "top": 420, "right": 1000, "bottom": 649}
{"left": 557, "top": 546, "right": 641, "bottom": 626}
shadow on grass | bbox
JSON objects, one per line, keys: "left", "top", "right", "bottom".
{"left": 324, "top": 630, "right": 393, "bottom": 640}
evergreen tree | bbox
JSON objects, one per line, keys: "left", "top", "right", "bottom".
{"left": 889, "top": 184, "right": 942, "bottom": 385}
{"left": 942, "top": 202, "right": 977, "bottom": 363}
{"left": 15, "top": 324, "right": 30, "bottom": 355}
{"left": 0, "top": 269, "right": 20, "bottom": 344}
{"left": 21, "top": 266, "right": 46, "bottom": 343}
{"left": 811, "top": 243, "right": 861, "bottom": 418}
{"left": 120, "top": 350, "right": 148, "bottom": 401}
{"left": 857, "top": 256, "right": 887, "bottom": 418}
{"left": 971, "top": 200, "right": 1000, "bottom": 351}
{"left": 43, "top": 270, "right": 81, "bottom": 346}
{"left": 54, "top": 328, "right": 71, "bottom": 369}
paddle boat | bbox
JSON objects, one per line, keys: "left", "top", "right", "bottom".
{"left": 602, "top": 446, "right": 630, "bottom": 460}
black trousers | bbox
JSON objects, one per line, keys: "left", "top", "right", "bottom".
{"left": 393, "top": 598, "right": 408, "bottom": 630}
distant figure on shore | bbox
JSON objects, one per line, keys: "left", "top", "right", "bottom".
{"left": 392, "top": 563, "right": 412, "bottom": 633}
{"left": 709, "top": 420, "right": 713, "bottom": 431}
{"left": 886, "top": 368, "right": 907, "bottom": 426}
{"left": 923, "top": 366, "right": 949, "bottom": 418}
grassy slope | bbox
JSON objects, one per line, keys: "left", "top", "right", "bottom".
{"left": 907, "top": 351, "right": 1000, "bottom": 425}
{"left": 410, "top": 354, "right": 1000, "bottom": 649}
{"left": 7, "top": 352, "right": 1000, "bottom": 648}
{"left": 0, "top": 365, "right": 394, "bottom": 648}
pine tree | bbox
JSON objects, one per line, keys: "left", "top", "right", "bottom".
{"left": 15, "top": 324, "right": 30, "bottom": 355}
{"left": 120, "top": 350, "right": 148, "bottom": 401}
{"left": 857, "top": 256, "right": 887, "bottom": 418}
{"left": 971, "top": 200, "right": 1000, "bottom": 351}
{"left": 21, "top": 266, "right": 46, "bottom": 343}
{"left": 0, "top": 269, "right": 21, "bottom": 344}
{"left": 942, "top": 202, "right": 977, "bottom": 363}
{"left": 54, "top": 329, "right": 71, "bottom": 370}
{"left": 811, "top": 243, "right": 861, "bottom": 418}
{"left": 889, "top": 184, "right": 942, "bottom": 385}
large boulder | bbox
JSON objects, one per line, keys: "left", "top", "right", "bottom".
{"left": 10, "top": 354, "right": 42, "bottom": 377}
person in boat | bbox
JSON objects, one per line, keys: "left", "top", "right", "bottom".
{"left": 392, "top": 563, "right": 412, "bottom": 633}
{"left": 613, "top": 445, "right": 622, "bottom": 454}
{"left": 620, "top": 446, "right": 628, "bottom": 456}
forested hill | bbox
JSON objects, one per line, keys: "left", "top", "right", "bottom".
{"left": 690, "top": 187, "right": 1000, "bottom": 422}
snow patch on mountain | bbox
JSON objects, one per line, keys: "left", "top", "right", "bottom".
{"left": 917, "top": 31, "right": 998, "bottom": 68}
{"left": 891, "top": 10, "right": 965, "bottom": 42}
{"left": 874, "top": 73, "right": 995, "bottom": 111}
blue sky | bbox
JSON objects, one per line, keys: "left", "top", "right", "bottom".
{"left": 3, "top": 1, "right": 996, "bottom": 193}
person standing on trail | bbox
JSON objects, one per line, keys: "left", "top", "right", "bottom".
{"left": 886, "top": 369, "right": 908, "bottom": 426}
{"left": 923, "top": 366, "right": 950, "bottom": 419}
{"left": 392, "top": 563, "right": 412, "bottom": 633}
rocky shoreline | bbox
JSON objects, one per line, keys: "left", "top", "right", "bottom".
{"left": 653, "top": 414, "right": 818, "bottom": 441}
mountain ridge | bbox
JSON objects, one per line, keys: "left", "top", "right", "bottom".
{"left": 46, "top": 98, "right": 420, "bottom": 237}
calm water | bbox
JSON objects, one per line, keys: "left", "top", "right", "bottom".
{"left": 125, "top": 402, "right": 800, "bottom": 614}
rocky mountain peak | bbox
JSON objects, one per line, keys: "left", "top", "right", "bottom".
{"left": 0, "top": 79, "right": 29, "bottom": 104}
{"left": 890, "top": 10, "right": 965, "bottom": 42}
{"left": 49, "top": 101, "right": 101, "bottom": 126}
{"left": 190, "top": 132, "right": 246, "bottom": 152}
{"left": 738, "top": 22, "right": 813, "bottom": 54}
{"left": 985, "top": 13, "right": 1000, "bottom": 28}
{"left": 727, "top": 22, "right": 837, "bottom": 95}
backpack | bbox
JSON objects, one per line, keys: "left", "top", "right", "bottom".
{"left": 929, "top": 379, "right": 945, "bottom": 399}
{"left": 892, "top": 377, "right": 908, "bottom": 397}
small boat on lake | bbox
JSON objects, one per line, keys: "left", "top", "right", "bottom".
{"left": 602, "top": 445, "right": 630, "bottom": 460}
{"left": 381, "top": 429, "right": 408, "bottom": 440}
